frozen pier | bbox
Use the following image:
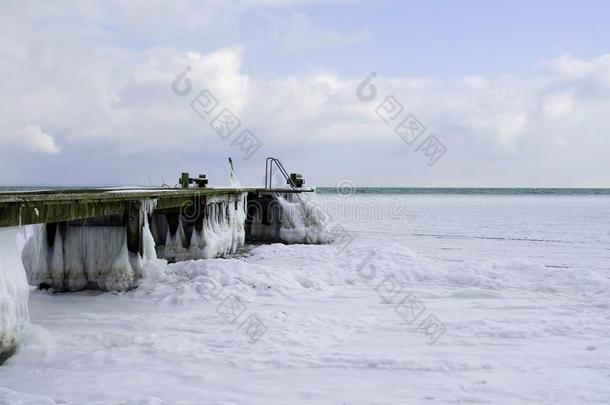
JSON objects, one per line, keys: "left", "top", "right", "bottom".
{"left": 0, "top": 159, "right": 331, "bottom": 363}
{"left": 0, "top": 186, "right": 312, "bottom": 228}
{"left": 0, "top": 185, "right": 314, "bottom": 269}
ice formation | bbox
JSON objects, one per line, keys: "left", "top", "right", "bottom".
{"left": 22, "top": 200, "right": 162, "bottom": 292}
{"left": 18, "top": 188, "right": 327, "bottom": 296}
{"left": 228, "top": 157, "right": 241, "bottom": 188}
{"left": 249, "top": 193, "right": 332, "bottom": 244}
{"left": 156, "top": 194, "right": 247, "bottom": 261}
{"left": 0, "top": 227, "right": 29, "bottom": 363}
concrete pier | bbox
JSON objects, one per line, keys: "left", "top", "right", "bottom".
{"left": 1, "top": 186, "right": 313, "bottom": 289}
{"left": 0, "top": 186, "right": 311, "bottom": 228}
{"left": 0, "top": 182, "right": 316, "bottom": 363}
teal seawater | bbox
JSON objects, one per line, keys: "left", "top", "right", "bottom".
{"left": 2, "top": 186, "right": 609, "bottom": 196}
{"left": 316, "top": 187, "right": 610, "bottom": 195}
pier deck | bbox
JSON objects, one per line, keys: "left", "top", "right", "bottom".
{"left": 0, "top": 186, "right": 313, "bottom": 228}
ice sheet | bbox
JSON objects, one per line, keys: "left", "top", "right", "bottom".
{"left": 1, "top": 194, "right": 610, "bottom": 403}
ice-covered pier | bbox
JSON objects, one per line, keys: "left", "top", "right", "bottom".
{"left": 0, "top": 185, "right": 312, "bottom": 228}
{"left": 0, "top": 185, "right": 315, "bottom": 284}
{"left": 0, "top": 161, "right": 330, "bottom": 363}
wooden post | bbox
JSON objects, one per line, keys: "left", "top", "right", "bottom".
{"left": 180, "top": 172, "right": 190, "bottom": 188}
{"left": 126, "top": 201, "right": 143, "bottom": 255}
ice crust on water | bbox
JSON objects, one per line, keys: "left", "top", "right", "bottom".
{"left": 0, "top": 227, "right": 29, "bottom": 362}
{"left": 22, "top": 200, "right": 164, "bottom": 292}
{"left": 2, "top": 195, "right": 610, "bottom": 403}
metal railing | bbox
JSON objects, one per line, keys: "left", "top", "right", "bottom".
{"left": 264, "top": 157, "right": 297, "bottom": 190}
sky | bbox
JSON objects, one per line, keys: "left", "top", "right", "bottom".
{"left": 1, "top": 0, "right": 610, "bottom": 187}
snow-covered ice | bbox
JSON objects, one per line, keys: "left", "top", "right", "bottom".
{"left": 1, "top": 193, "right": 609, "bottom": 404}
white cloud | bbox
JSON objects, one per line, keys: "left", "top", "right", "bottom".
{"left": 543, "top": 91, "right": 575, "bottom": 119}
{"left": 0, "top": 123, "right": 60, "bottom": 155}
{"left": 1, "top": 1, "right": 610, "bottom": 186}
{"left": 20, "top": 126, "right": 61, "bottom": 154}
{"left": 541, "top": 54, "right": 591, "bottom": 79}
{"left": 264, "top": 12, "right": 370, "bottom": 53}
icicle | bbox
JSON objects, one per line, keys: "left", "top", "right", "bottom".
{"left": 19, "top": 194, "right": 249, "bottom": 292}
{"left": 197, "top": 194, "right": 246, "bottom": 259}
{"left": 21, "top": 198, "right": 166, "bottom": 292}
{"left": 250, "top": 192, "right": 332, "bottom": 244}
{"left": 281, "top": 193, "right": 332, "bottom": 244}
{"left": 51, "top": 226, "right": 67, "bottom": 288}
{"left": 142, "top": 213, "right": 157, "bottom": 262}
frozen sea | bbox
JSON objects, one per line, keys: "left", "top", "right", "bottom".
{"left": 1, "top": 189, "right": 610, "bottom": 404}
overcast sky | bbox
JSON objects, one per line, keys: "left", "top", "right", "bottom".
{"left": 2, "top": 0, "right": 610, "bottom": 187}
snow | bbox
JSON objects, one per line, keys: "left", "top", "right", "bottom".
{"left": 1, "top": 193, "right": 610, "bottom": 403}
{"left": 0, "top": 227, "right": 29, "bottom": 363}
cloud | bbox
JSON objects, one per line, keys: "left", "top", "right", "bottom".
{"left": 1, "top": 1, "right": 610, "bottom": 186}
{"left": 20, "top": 126, "right": 61, "bottom": 154}
{"left": 0, "top": 124, "right": 60, "bottom": 155}
{"left": 251, "top": 11, "right": 370, "bottom": 53}
{"left": 542, "top": 91, "right": 575, "bottom": 119}
{"left": 3, "top": 41, "right": 610, "bottom": 185}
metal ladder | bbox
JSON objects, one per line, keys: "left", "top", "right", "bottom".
{"left": 264, "top": 157, "right": 299, "bottom": 190}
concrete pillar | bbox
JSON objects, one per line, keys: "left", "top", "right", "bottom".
{"left": 126, "top": 201, "right": 143, "bottom": 256}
